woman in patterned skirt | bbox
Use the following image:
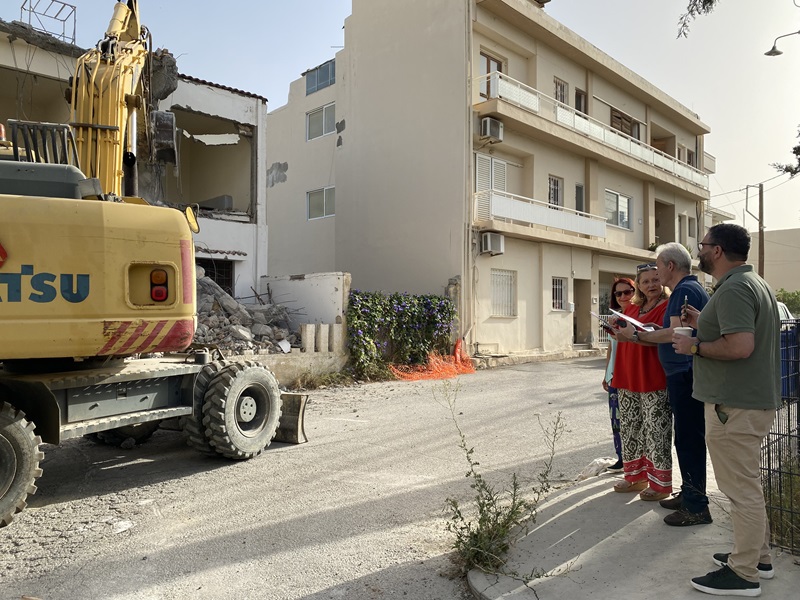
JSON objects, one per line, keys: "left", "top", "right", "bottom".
{"left": 611, "top": 263, "right": 672, "bottom": 501}
{"left": 602, "top": 276, "right": 637, "bottom": 471}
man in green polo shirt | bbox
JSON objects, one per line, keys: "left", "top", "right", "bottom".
{"left": 673, "top": 223, "right": 780, "bottom": 597}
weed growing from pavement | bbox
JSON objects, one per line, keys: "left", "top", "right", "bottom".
{"left": 439, "top": 380, "right": 566, "bottom": 579}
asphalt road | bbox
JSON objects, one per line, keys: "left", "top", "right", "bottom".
{"left": 0, "top": 357, "right": 612, "bottom": 600}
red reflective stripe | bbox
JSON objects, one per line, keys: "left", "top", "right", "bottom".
{"left": 98, "top": 321, "right": 132, "bottom": 355}
{"left": 114, "top": 321, "right": 151, "bottom": 354}
{"left": 152, "top": 319, "right": 194, "bottom": 352}
{"left": 180, "top": 239, "right": 193, "bottom": 304}
{"left": 0, "top": 241, "right": 7, "bottom": 268}
{"left": 132, "top": 320, "right": 168, "bottom": 353}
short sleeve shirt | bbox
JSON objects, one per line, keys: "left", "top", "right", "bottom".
{"left": 693, "top": 265, "right": 781, "bottom": 409}
{"left": 658, "top": 275, "right": 710, "bottom": 376}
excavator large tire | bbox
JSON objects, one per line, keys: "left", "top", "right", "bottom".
{"left": 202, "top": 361, "right": 282, "bottom": 460}
{"left": 0, "top": 402, "right": 44, "bottom": 528}
{"left": 84, "top": 420, "right": 162, "bottom": 447}
{"left": 180, "top": 360, "right": 228, "bottom": 456}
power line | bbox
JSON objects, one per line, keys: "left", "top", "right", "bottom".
{"left": 710, "top": 172, "right": 788, "bottom": 198}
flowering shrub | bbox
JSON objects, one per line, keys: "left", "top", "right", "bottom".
{"left": 346, "top": 289, "right": 456, "bottom": 379}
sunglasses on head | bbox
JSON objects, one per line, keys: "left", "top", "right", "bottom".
{"left": 614, "top": 288, "right": 634, "bottom": 298}
{"left": 637, "top": 263, "right": 657, "bottom": 272}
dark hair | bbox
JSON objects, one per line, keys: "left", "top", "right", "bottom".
{"left": 708, "top": 223, "right": 750, "bottom": 261}
{"left": 610, "top": 276, "right": 636, "bottom": 310}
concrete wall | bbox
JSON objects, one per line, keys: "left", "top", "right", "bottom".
{"left": 333, "top": 0, "right": 469, "bottom": 296}
{"left": 266, "top": 77, "right": 338, "bottom": 276}
{"left": 260, "top": 271, "right": 351, "bottom": 328}
{"left": 750, "top": 229, "right": 800, "bottom": 293}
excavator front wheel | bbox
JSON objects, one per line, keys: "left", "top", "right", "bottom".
{"left": 202, "top": 362, "right": 282, "bottom": 460}
{"left": 0, "top": 402, "right": 44, "bottom": 528}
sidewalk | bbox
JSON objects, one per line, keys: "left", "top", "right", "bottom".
{"left": 468, "top": 470, "right": 799, "bottom": 599}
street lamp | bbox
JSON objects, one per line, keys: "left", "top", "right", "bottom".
{"left": 765, "top": 30, "right": 800, "bottom": 56}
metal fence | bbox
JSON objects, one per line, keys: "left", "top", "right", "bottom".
{"left": 761, "top": 319, "right": 800, "bottom": 554}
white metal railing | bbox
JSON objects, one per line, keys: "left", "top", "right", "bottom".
{"left": 474, "top": 189, "right": 607, "bottom": 238}
{"left": 598, "top": 314, "right": 612, "bottom": 345}
{"left": 476, "top": 72, "right": 709, "bottom": 190}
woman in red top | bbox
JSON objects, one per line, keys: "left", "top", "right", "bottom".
{"left": 611, "top": 263, "right": 672, "bottom": 501}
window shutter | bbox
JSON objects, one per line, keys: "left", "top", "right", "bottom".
{"left": 492, "top": 158, "right": 507, "bottom": 192}
{"left": 475, "top": 154, "right": 491, "bottom": 192}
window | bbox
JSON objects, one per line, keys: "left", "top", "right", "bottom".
{"left": 196, "top": 258, "right": 234, "bottom": 297}
{"left": 475, "top": 153, "right": 506, "bottom": 192}
{"left": 552, "top": 277, "right": 567, "bottom": 310}
{"left": 548, "top": 175, "right": 563, "bottom": 208}
{"left": 604, "top": 189, "right": 630, "bottom": 229}
{"left": 610, "top": 108, "right": 639, "bottom": 140}
{"left": 307, "top": 186, "right": 335, "bottom": 219}
{"left": 575, "top": 89, "right": 588, "bottom": 114}
{"left": 491, "top": 269, "right": 517, "bottom": 317}
{"left": 575, "top": 184, "right": 585, "bottom": 213}
{"left": 479, "top": 52, "right": 502, "bottom": 98}
{"left": 689, "top": 216, "right": 697, "bottom": 238}
{"left": 305, "top": 60, "right": 335, "bottom": 95}
{"left": 554, "top": 77, "right": 568, "bottom": 104}
{"left": 687, "top": 149, "right": 696, "bottom": 167}
{"left": 307, "top": 103, "right": 335, "bottom": 141}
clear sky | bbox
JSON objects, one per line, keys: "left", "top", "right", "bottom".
{"left": 7, "top": 0, "right": 799, "bottom": 232}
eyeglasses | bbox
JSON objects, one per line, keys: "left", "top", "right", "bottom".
{"left": 637, "top": 263, "right": 657, "bottom": 272}
{"left": 614, "top": 289, "right": 635, "bottom": 298}
{"left": 698, "top": 241, "right": 724, "bottom": 252}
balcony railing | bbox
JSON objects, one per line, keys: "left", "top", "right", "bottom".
{"left": 475, "top": 72, "right": 709, "bottom": 190}
{"left": 475, "top": 189, "right": 607, "bottom": 238}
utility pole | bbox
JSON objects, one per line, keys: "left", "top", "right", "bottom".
{"left": 744, "top": 184, "right": 766, "bottom": 277}
{"left": 758, "top": 183, "right": 764, "bottom": 278}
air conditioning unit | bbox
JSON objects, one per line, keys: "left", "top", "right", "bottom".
{"left": 480, "top": 232, "right": 505, "bottom": 256}
{"left": 480, "top": 117, "right": 504, "bottom": 143}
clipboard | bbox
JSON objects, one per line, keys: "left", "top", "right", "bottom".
{"left": 609, "top": 308, "right": 655, "bottom": 331}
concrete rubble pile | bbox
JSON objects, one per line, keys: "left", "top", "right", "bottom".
{"left": 192, "top": 266, "right": 299, "bottom": 355}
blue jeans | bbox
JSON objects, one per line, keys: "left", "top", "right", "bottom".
{"left": 666, "top": 369, "right": 709, "bottom": 513}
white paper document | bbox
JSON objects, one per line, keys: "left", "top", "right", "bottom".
{"left": 609, "top": 308, "right": 655, "bottom": 331}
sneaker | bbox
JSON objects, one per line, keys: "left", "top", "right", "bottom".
{"left": 712, "top": 553, "right": 774, "bottom": 580}
{"left": 691, "top": 565, "right": 761, "bottom": 596}
{"left": 606, "top": 459, "right": 624, "bottom": 472}
{"left": 663, "top": 507, "right": 712, "bottom": 526}
{"left": 659, "top": 492, "right": 683, "bottom": 510}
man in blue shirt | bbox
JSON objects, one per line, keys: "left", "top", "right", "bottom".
{"left": 618, "top": 242, "right": 711, "bottom": 525}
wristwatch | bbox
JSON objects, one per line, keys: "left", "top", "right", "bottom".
{"left": 690, "top": 342, "right": 702, "bottom": 357}
{"left": 632, "top": 330, "right": 639, "bottom": 343}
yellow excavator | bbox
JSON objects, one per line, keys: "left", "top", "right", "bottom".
{"left": 0, "top": 1, "right": 299, "bottom": 528}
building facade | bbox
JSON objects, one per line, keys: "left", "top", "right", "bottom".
{"left": 266, "top": 0, "right": 714, "bottom": 355}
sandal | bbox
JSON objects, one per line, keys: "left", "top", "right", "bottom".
{"left": 613, "top": 480, "right": 647, "bottom": 493}
{"left": 639, "top": 488, "right": 670, "bottom": 502}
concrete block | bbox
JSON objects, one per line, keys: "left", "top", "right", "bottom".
{"left": 315, "top": 324, "right": 330, "bottom": 353}
{"left": 331, "top": 323, "right": 346, "bottom": 354}
{"left": 300, "top": 323, "right": 315, "bottom": 353}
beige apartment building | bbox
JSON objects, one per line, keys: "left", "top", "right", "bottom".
{"left": 749, "top": 229, "right": 800, "bottom": 293}
{"left": 266, "top": 0, "right": 714, "bottom": 355}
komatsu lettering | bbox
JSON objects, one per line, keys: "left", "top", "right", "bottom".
{"left": 0, "top": 265, "right": 90, "bottom": 303}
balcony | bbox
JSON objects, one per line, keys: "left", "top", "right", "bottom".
{"left": 475, "top": 73, "right": 709, "bottom": 190}
{"left": 474, "top": 189, "right": 607, "bottom": 238}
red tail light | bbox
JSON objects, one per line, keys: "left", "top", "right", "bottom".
{"left": 150, "top": 269, "right": 168, "bottom": 302}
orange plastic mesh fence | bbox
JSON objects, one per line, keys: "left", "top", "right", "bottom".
{"left": 389, "top": 341, "right": 475, "bottom": 381}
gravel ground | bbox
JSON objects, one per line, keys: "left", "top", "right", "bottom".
{"left": 0, "top": 357, "right": 611, "bottom": 600}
